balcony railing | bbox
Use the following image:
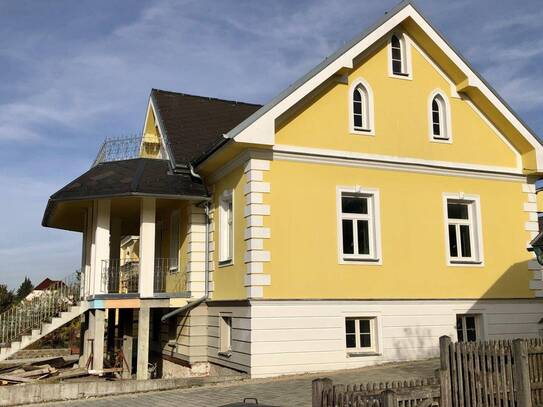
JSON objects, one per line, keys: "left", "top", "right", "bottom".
{"left": 101, "top": 258, "right": 186, "bottom": 294}
{"left": 91, "top": 135, "right": 164, "bottom": 168}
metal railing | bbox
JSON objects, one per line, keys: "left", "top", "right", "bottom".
{"left": 101, "top": 258, "right": 187, "bottom": 294}
{"left": 92, "top": 135, "right": 142, "bottom": 167}
{"left": 101, "top": 259, "right": 139, "bottom": 294}
{"left": 0, "top": 271, "right": 82, "bottom": 347}
{"left": 154, "top": 258, "right": 187, "bottom": 293}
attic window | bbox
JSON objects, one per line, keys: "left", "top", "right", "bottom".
{"left": 389, "top": 33, "right": 411, "bottom": 78}
{"left": 429, "top": 91, "right": 452, "bottom": 142}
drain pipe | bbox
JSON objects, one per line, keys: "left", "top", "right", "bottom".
{"left": 161, "top": 166, "right": 210, "bottom": 322}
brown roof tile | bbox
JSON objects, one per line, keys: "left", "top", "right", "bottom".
{"left": 151, "top": 89, "right": 262, "bottom": 165}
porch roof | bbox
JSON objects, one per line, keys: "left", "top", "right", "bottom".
{"left": 42, "top": 158, "right": 208, "bottom": 229}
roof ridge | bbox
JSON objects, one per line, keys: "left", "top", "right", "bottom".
{"left": 151, "top": 88, "right": 263, "bottom": 108}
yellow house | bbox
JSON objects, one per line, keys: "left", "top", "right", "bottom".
{"left": 2, "top": 1, "right": 542, "bottom": 379}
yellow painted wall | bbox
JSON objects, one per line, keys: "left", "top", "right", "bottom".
{"left": 276, "top": 39, "right": 519, "bottom": 169}
{"left": 263, "top": 159, "right": 532, "bottom": 299}
{"left": 211, "top": 167, "right": 248, "bottom": 300}
{"left": 157, "top": 202, "right": 188, "bottom": 293}
{"left": 141, "top": 107, "right": 162, "bottom": 159}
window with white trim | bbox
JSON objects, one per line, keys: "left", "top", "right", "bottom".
{"left": 345, "top": 317, "right": 376, "bottom": 351}
{"left": 219, "top": 190, "right": 233, "bottom": 264}
{"left": 219, "top": 315, "right": 232, "bottom": 354}
{"left": 446, "top": 199, "right": 480, "bottom": 263}
{"left": 431, "top": 94, "right": 449, "bottom": 140}
{"left": 352, "top": 84, "right": 371, "bottom": 132}
{"left": 390, "top": 34, "right": 410, "bottom": 77}
{"left": 456, "top": 314, "right": 480, "bottom": 342}
{"left": 169, "top": 210, "right": 180, "bottom": 272}
{"left": 339, "top": 191, "right": 379, "bottom": 261}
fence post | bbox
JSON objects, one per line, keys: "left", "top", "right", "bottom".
{"left": 513, "top": 339, "right": 533, "bottom": 407}
{"left": 312, "top": 378, "right": 333, "bottom": 407}
{"left": 439, "top": 336, "right": 452, "bottom": 407}
{"left": 382, "top": 389, "right": 396, "bottom": 407}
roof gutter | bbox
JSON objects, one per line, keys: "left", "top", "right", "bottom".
{"left": 189, "top": 134, "right": 232, "bottom": 169}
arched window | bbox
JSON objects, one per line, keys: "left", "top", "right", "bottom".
{"left": 391, "top": 34, "right": 406, "bottom": 76}
{"left": 353, "top": 85, "right": 370, "bottom": 131}
{"left": 430, "top": 93, "right": 450, "bottom": 140}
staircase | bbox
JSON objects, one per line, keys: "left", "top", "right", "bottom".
{"left": 0, "top": 272, "right": 88, "bottom": 361}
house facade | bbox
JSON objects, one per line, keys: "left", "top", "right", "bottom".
{"left": 12, "top": 1, "right": 543, "bottom": 379}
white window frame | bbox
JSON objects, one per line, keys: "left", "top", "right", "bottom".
{"left": 344, "top": 316, "right": 380, "bottom": 354}
{"left": 337, "top": 186, "right": 382, "bottom": 265}
{"left": 218, "top": 190, "right": 234, "bottom": 265}
{"left": 388, "top": 32, "right": 412, "bottom": 80}
{"left": 349, "top": 78, "right": 375, "bottom": 136}
{"left": 169, "top": 210, "right": 180, "bottom": 272}
{"left": 428, "top": 90, "right": 453, "bottom": 143}
{"left": 219, "top": 313, "right": 233, "bottom": 355}
{"left": 456, "top": 314, "right": 483, "bottom": 342}
{"left": 443, "top": 193, "right": 484, "bottom": 267}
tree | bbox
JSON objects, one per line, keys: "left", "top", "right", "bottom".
{"left": 16, "top": 277, "right": 33, "bottom": 302}
{"left": 0, "top": 284, "right": 14, "bottom": 312}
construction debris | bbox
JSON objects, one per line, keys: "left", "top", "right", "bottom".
{"left": 0, "top": 355, "right": 87, "bottom": 385}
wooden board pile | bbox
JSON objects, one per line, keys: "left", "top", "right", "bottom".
{"left": 0, "top": 355, "right": 88, "bottom": 385}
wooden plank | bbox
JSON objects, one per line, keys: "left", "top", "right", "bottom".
{"left": 486, "top": 342, "right": 496, "bottom": 407}
{"left": 513, "top": 339, "right": 533, "bottom": 407}
{"left": 461, "top": 342, "right": 471, "bottom": 407}
{"left": 474, "top": 342, "right": 482, "bottom": 407}
{"left": 492, "top": 342, "right": 501, "bottom": 407}
{"left": 481, "top": 342, "right": 489, "bottom": 407}
{"left": 0, "top": 374, "right": 32, "bottom": 383}
{"left": 505, "top": 344, "right": 515, "bottom": 407}
{"left": 499, "top": 342, "right": 509, "bottom": 406}
{"left": 451, "top": 342, "right": 459, "bottom": 407}
{"left": 457, "top": 342, "right": 465, "bottom": 407}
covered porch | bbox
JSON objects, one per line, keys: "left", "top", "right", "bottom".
{"left": 42, "top": 158, "right": 210, "bottom": 300}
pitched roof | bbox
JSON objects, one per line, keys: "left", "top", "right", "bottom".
{"left": 151, "top": 89, "right": 262, "bottom": 166}
{"left": 42, "top": 158, "right": 208, "bottom": 227}
{"left": 221, "top": 0, "right": 543, "bottom": 167}
{"left": 34, "top": 278, "right": 62, "bottom": 291}
{"left": 49, "top": 158, "right": 207, "bottom": 202}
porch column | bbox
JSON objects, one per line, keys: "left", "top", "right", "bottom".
{"left": 136, "top": 307, "right": 150, "bottom": 380}
{"left": 92, "top": 199, "right": 111, "bottom": 295}
{"left": 139, "top": 198, "right": 156, "bottom": 298}
{"left": 89, "top": 308, "right": 105, "bottom": 373}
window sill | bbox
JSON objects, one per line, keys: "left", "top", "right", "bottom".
{"left": 218, "top": 351, "right": 232, "bottom": 358}
{"left": 389, "top": 72, "right": 412, "bottom": 80}
{"left": 347, "top": 351, "right": 381, "bottom": 358}
{"left": 431, "top": 137, "right": 452, "bottom": 144}
{"left": 341, "top": 257, "right": 381, "bottom": 265}
{"left": 351, "top": 128, "right": 375, "bottom": 136}
{"left": 218, "top": 260, "right": 233, "bottom": 268}
{"left": 449, "top": 260, "right": 483, "bottom": 267}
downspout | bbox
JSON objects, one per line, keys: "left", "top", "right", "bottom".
{"left": 161, "top": 164, "right": 210, "bottom": 322}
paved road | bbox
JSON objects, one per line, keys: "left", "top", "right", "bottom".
{"left": 36, "top": 359, "right": 438, "bottom": 407}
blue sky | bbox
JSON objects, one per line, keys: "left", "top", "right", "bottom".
{"left": 0, "top": 0, "right": 542, "bottom": 288}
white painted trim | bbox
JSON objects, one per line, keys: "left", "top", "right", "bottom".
{"left": 218, "top": 189, "right": 234, "bottom": 266}
{"left": 336, "top": 186, "right": 382, "bottom": 265}
{"left": 387, "top": 31, "right": 413, "bottom": 80}
{"left": 442, "top": 193, "right": 485, "bottom": 267}
{"left": 349, "top": 78, "right": 375, "bottom": 136}
{"left": 228, "top": 4, "right": 543, "bottom": 170}
{"left": 142, "top": 98, "right": 171, "bottom": 162}
{"left": 428, "top": 89, "right": 453, "bottom": 144}
{"left": 273, "top": 144, "right": 525, "bottom": 182}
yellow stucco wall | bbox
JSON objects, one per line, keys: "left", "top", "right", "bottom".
{"left": 276, "top": 39, "right": 519, "bottom": 169}
{"left": 211, "top": 167, "right": 248, "bottom": 300}
{"left": 263, "top": 160, "right": 531, "bottom": 299}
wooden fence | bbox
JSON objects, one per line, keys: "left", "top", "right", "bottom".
{"left": 313, "top": 336, "right": 543, "bottom": 407}
{"left": 312, "top": 376, "right": 440, "bottom": 407}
